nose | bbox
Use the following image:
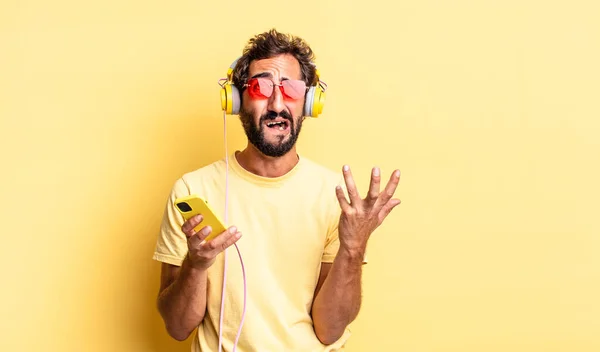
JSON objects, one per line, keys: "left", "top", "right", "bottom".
{"left": 267, "top": 84, "right": 285, "bottom": 114}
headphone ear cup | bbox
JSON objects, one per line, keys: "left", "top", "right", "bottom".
{"left": 230, "top": 85, "right": 240, "bottom": 115}
{"left": 221, "top": 84, "right": 241, "bottom": 115}
{"left": 303, "top": 86, "right": 315, "bottom": 117}
{"left": 304, "top": 86, "right": 326, "bottom": 118}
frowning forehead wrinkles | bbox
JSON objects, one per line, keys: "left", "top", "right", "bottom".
{"left": 249, "top": 72, "right": 297, "bottom": 83}
{"left": 248, "top": 55, "right": 302, "bottom": 82}
{"left": 250, "top": 72, "right": 289, "bottom": 80}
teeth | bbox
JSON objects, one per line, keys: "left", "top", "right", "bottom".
{"left": 279, "top": 126, "right": 284, "bottom": 130}
{"left": 267, "top": 121, "right": 286, "bottom": 128}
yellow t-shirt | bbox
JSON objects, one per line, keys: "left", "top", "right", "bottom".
{"left": 153, "top": 151, "right": 352, "bottom": 352}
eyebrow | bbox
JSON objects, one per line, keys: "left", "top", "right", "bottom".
{"left": 249, "top": 72, "right": 291, "bottom": 81}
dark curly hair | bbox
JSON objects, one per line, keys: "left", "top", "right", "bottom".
{"left": 232, "top": 29, "right": 318, "bottom": 94}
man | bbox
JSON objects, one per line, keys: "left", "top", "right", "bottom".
{"left": 153, "top": 29, "right": 401, "bottom": 351}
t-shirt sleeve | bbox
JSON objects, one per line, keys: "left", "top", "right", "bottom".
{"left": 321, "top": 176, "right": 368, "bottom": 264}
{"left": 152, "top": 178, "right": 191, "bottom": 266}
{"left": 322, "top": 225, "right": 340, "bottom": 263}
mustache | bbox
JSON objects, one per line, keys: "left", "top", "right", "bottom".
{"left": 260, "top": 110, "right": 293, "bottom": 123}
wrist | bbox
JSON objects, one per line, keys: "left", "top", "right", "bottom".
{"left": 338, "top": 244, "right": 366, "bottom": 263}
{"left": 183, "top": 254, "right": 210, "bottom": 273}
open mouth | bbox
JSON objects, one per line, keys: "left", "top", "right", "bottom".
{"left": 265, "top": 120, "right": 290, "bottom": 131}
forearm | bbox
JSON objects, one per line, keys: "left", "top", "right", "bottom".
{"left": 311, "top": 246, "right": 365, "bottom": 345}
{"left": 157, "top": 255, "right": 208, "bottom": 341}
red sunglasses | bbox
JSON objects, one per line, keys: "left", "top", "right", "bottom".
{"left": 244, "top": 78, "right": 307, "bottom": 101}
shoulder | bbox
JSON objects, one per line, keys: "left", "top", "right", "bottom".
{"left": 171, "top": 159, "right": 226, "bottom": 196}
{"left": 298, "top": 156, "right": 344, "bottom": 186}
{"left": 181, "top": 159, "right": 226, "bottom": 182}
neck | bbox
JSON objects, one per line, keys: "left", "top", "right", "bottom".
{"left": 235, "top": 144, "right": 299, "bottom": 178}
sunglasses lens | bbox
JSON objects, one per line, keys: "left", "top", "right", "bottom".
{"left": 257, "top": 78, "right": 274, "bottom": 98}
{"left": 281, "top": 80, "right": 306, "bottom": 100}
{"left": 246, "top": 78, "right": 306, "bottom": 100}
{"left": 247, "top": 78, "right": 273, "bottom": 99}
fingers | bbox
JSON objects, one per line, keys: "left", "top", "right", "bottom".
{"left": 378, "top": 198, "right": 401, "bottom": 224}
{"left": 182, "top": 214, "right": 203, "bottom": 238}
{"left": 188, "top": 225, "right": 212, "bottom": 249}
{"left": 339, "top": 166, "right": 400, "bottom": 210}
{"left": 375, "top": 169, "right": 401, "bottom": 208}
{"left": 342, "top": 165, "right": 361, "bottom": 205}
{"left": 366, "top": 167, "right": 381, "bottom": 204}
{"left": 186, "top": 225, "right": 242, "bottom": 270}
{"left": 335, "top": 185, "right": 352, "bottom": 213}
{"left": 201, "top": 226, "right": 242, "bottom": 253}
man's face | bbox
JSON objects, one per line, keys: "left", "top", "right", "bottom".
{"left": 238, "top": 54, "right": 306, "bottom": 157}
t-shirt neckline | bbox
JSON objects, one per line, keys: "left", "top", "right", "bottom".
{"left": 228, "top": 150, "right": 304, "bottom": 187}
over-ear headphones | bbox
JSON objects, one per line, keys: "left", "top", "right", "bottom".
{"left": 219, "top": 57, "right": 327, "bottom": 118}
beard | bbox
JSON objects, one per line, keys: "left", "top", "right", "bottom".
{"left": 239, "top": 107, "right": 304, "bottom": 157}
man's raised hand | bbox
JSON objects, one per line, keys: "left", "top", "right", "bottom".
{"left": 335, "top": 165, "right": 401, "bottom": 254}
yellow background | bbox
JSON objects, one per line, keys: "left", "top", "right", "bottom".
{"left": 1, "top": 0, "right": 599, "bottom": 351}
